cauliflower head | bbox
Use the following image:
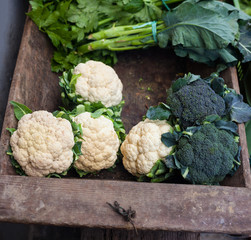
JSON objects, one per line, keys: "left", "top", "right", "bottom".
{"left": 10, "top": 111, "right": 75, "bottom": 177}
{"left": 73, "top": 112, "right": 120, "bottom": 172}
{"left": 121, "top": 119, "right": 174, "bottom": 176}
{"left": 73, "top": 60, "right": 123, "bottom": 107}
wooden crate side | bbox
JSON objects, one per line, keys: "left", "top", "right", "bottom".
{"left": 221, "top": 67, "right": 251, "bottom": 188}
{"left": 0, "top": 16, "right": 61, "bottom": 175}
{"left": 1, "top": 15, "right": 250, "bottom": 187}
{"left": 0, "top": 176, "right": 250, "bottom": 234}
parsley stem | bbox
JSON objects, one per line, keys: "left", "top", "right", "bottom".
{"left": 98, "top": 17, "right": 114, "bottom": 26}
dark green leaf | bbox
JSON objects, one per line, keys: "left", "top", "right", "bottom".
{"left": 210, "top": 76, "right": 225, "bottom": 96}
{"left": 159, "top": 1, "right": 239, "bottom": 50}
{"left": 146, "top": 103, "right": 171, "bottom": 120}
{"left": 238, "top": 23, "right": 251, "bottom": 63}
{"left": 214, "top": 120, "right": 238, "bottom": 134}
{"left": 161, "top": 132, "right": 177, "bottom": 147}
{"left": 171, "top": 73, "right": 200, "bottom": 92}
{"left": 203, "top": 115, "right": 221, "bottom": 123}
{"left": 174, "top": 46, "right": 239, "bottom": 70}
{"left": 224, "top": 92, "right": 251, "bottom": 123}
{"left": 123, "top": 0, "right": 145, "bottom": 13}
{"left": 72, "top": 141, "right": 83, "bottom": 157}
{"left": 10, "top": 101, "right": 32, "bottom": 120}
{"left": 164, "top": 155, "right": 177, "bottom": 169}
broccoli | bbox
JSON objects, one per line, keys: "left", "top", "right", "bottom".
{"left": 167, "top": 79, "right": 226, "bottom": 127}
{"left": 175, "top": 123, "right": 239, "bottom": 185}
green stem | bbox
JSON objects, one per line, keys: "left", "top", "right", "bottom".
{"left": 78, "top": 33, "right": 156, "bottom": 54}
{"left": 89, "top": 21, "right": 165, "bottom": 40}
{"left": 232, "top": 0, "right": 240, "bottom": 9}
{"left": 98, "top": 17, "right": 114, "bottom": 26}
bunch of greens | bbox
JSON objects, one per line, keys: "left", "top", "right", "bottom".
{"left": 28, "top": 0, "right": 251, "bottom": 72}
{"left": 138, "top": 73, "right": 251, "bottom": 184}
{"left": 76, "top": 0, "right": 251, "bottom": 72}
{"left": 27, "top": 0, "right": 171, "bottom": 72}
{"left": 6, "top": 101, "right": 83, "bottom": 177}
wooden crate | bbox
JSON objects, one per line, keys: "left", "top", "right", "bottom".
{"left": 0, "top": 16, "right": 251, "bottom": 234}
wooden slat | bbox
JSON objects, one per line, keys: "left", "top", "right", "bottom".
{"left": 0, "top": 175, "right": 250, "bottom": 234}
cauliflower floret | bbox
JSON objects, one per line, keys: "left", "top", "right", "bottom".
{"left": 10, "top": 111, "right": 75, "bottom": 177}
{"left": 73, "top": 112, "right": 120, "bottom": 172}
{"left": 121, "top": 119, "right": 173, "bottom": 176}
{"left": 73, "top": 60, "right": 123, "bottom": 107}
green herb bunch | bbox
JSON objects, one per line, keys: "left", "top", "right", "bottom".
{"left": 28, "top": 0, "right": 251, "bottom": 73}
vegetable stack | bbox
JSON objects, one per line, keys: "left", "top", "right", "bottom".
{"left": 121, "top": 73, "right": 251, "bottom": 185}
{"left": 7, "top": 60, "right": 126, "bottom": 178}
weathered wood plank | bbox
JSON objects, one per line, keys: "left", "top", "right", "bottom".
{"left": 0, "top": 176, "right": 250, "bottom": 234}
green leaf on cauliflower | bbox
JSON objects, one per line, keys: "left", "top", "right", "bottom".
{"left": 6, "top": 128, "right": 16, "bottom": 135}
{"left": 10, "top": 101, "right": 32, "bottom": 120}
{"left": 6, "top": 146, "right": 26, "bottom": 176}
{"left": 146, "top": 103, "right": 172, "bottom": 120}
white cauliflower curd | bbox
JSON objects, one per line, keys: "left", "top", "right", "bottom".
{"left": 121, "top": 119, "right": 174, "bottom": 176}
{"left": 73, "top": 112, "right": 120, "bottom": 172}
{"left": 73, "top": 60, "right": 123, "bottom": 107}
{"left": 10, "top": 111, "right": 75, "bottom": 177}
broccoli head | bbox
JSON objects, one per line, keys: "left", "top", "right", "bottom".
{"left": 167, "top": 79, "right": 226, "bottom": 127}
{"left": 175, "top": 124, "right": 238, "bottom": 185}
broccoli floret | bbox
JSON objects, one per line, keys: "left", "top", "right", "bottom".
{"left": 167, "top": 79, "right": 226, "bottom": 127}
{"left": 176, "top": 124, "right": 238, "bottom": 185}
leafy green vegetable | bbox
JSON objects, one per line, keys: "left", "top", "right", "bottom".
{"left": 162, "top": 122, "right": 240, "bottom": 185}
{"left": 28, "top": 0, "right": 251, "bottom": 72}
{"left": 138, "top": 159, "right": 175, "bottom": 182}
{"left": 6, "top": 146, "right": 27, "bottom": 176}
{"left": 75, "top": 0, "right": 251, "bottom": 72}
{"left": 28, "top": 0, "right": 166, "bottom": 72}
{"left": 146, "top": 103, "right": 171, "bottom": 120}
{"left": 10, "top": 101, "right": 32, "bottom": 120}
{"left": 224, "top": 92, "right": 251, "bottom": 123}
{"left": 237, "top": 23, "right": 251, "bottom": 63}
{"left": 171, "top": 73, "right": 200, "bottom": 92}
{"left": 6, "top": 128, "right": 16, "bottom": 135}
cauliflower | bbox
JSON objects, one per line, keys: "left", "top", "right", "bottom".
{"left": 72, "top": 60, "right": 123, "bottom": 107}
{"left": 10, "top": 111, "right": 75, "bottom": 177}
{"left": 121, "top": 119, "right": 174, "bottom": 176}
{"left": 73, "top": 112, "right": 120, "bottom": 172}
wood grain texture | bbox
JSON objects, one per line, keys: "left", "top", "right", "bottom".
{"left": 0, "top": 176, "right": 250, "bottom": 234}
{"left": 0, "top": 16, "right": 61, "bottom": 175}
